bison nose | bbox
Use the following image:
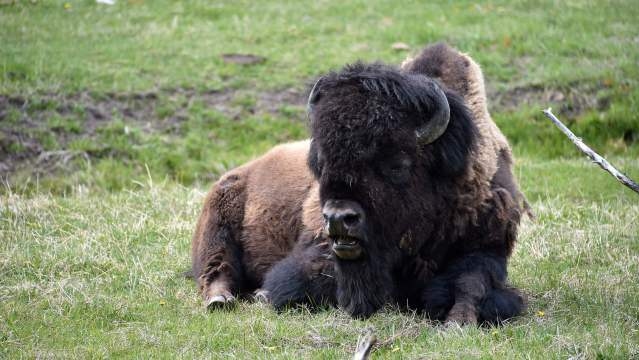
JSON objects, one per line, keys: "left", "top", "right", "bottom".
{"left": 322, "top": 200, "right": 365, "bottom": 236}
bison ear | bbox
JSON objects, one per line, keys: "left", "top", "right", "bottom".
{"left": 414, "top": 79, "right": 450, "bottom": 146}
{"left": 307, "top": 77, "right": 324, "bottom": 115}
{"left": 307, "top": 139, "right": 321, "bottom": 178}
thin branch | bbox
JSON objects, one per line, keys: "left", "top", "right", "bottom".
{"left": 542, "top": 108, "right": 639, "bottom": 194}
{"left": 353, "top": 330, "right": 377, "bottom": 360}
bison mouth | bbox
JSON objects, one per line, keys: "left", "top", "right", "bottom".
{"left": 331, "top": 236, "right": 363, "bottom": 260}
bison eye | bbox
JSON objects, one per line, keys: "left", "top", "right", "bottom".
{"left": 383, "top": 157, "right": 412, "bottom": 185}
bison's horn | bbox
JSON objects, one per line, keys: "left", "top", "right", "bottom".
{"left": 307, "top": 77, "right": 323, "bottom": 114}
{"left": 415, "top": 81, "right": 450, "bottom": 145}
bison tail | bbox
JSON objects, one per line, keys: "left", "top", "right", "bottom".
{"left": 478, "top": 287, "right": 527, "bottom": 325}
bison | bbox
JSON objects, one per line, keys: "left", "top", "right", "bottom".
{"left": 191, "top": 43, "right": 527, "bottom": 324}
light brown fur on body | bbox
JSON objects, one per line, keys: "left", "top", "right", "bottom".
{"left": 191, "top": 141, "right": 316, "bottom": 304}
{"left": 239, "top": 141, "right": 316, "bottom": 283}
{"left": 192, "top": 44, "right": 523, "bottom": 317}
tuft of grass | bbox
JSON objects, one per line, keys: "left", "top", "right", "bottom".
{"left": 47, "top": 114, "right": 82, "bottom": 134}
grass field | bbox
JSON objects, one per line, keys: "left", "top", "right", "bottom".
{"left": 1, "top": 0, "right": 638, "bottom": 358}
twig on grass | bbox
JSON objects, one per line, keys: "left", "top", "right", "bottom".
{"left": 353, "top": 330, "right": 377, "bottom": 360}
{"left": 542, "top": 108, "right": 639, "bottom": 195}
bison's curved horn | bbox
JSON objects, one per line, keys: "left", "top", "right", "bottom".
{"left": 415, "top": 81, "right": 450, "bottom": 145}
{"left": 306, "top": 77, "right": 324, "bottom": 114}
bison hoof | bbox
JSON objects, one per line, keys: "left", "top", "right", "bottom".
{"left": 253, "top": 289, "right": 270, "bottom": 303}
{"left": 206, "top": 294, "right": 236, "bottom": 310}
{"left": 445, "top": 303, "right": 478, "bottom": 326}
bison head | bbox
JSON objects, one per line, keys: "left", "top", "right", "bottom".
{"left": 306, "top": 63, "right": 478, "bottom": 317}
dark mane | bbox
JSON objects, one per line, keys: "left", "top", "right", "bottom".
{"left": 310, "top": 62, "right": 454, "bottom": 120}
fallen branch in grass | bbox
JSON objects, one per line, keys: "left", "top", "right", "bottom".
{"left": 353, "top": 330, "right": 377, "bottom": 360}
{"left": 542, "top": 108, "right": 639, "bottom": 195}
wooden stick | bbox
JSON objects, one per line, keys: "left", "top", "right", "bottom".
{"left": 542, "top": 108, "right": 639, "bottom": 194}
{"left": 353, "top": 330, "right": 377, "bottom": 360}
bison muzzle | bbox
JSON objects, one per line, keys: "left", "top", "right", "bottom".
{"left": 322, "top": 199, "right": 366, "bottom": 260}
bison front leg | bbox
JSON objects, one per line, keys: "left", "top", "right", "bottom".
{"left": 195, "top": 226, "right": 244, "bottom": 309}
{"left": 421, "top": 253, "right": 525, "bottom": 325}
{"left": 191, "top": 174, "right": 247, "bottom": 310}
{"left": 261, "top": 241, "right": 337, "bottom": 310}
{"left": 425, "top": 187, "right": 526, "bottom": 325}
{"left": 446, "top": 270, "right": 489, "bottom": 325}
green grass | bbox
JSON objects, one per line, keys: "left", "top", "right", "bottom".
{"left": 2, "top": 0, "right": 638, "bottom": 94}
{"left": 1, "top": 163, "right": 638, "bottom": 358}
{"left": 1, "top": 0, "right": 639, "bottom": 358}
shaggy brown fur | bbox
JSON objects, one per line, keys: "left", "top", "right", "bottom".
{"left": 191, "top": 141, "right": 316, "bottom": 302}
{"left": 191, "top": 43, "right": 526, "bottom": 323}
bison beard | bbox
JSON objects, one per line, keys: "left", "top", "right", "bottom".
{"left": 191, "top": 43, "right": 527, "bottom": 324}
{"left": 263, "top": 224, "right": 403, "bottom": 318}
{"left": 263, "top": 241, "right": 401, "bottom": 318}
{"left": 333, "top": 237, "right": 403, "bottom": 318}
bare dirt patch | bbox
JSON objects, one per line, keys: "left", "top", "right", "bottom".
{"left": 221, "top": 53, "right": 267, "bottom": 65}
{"left": 487, "top": 81, "right": 612, "bottom": 117}
{"left": 0, "top": 87, "right": 307, "bottom": 176}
